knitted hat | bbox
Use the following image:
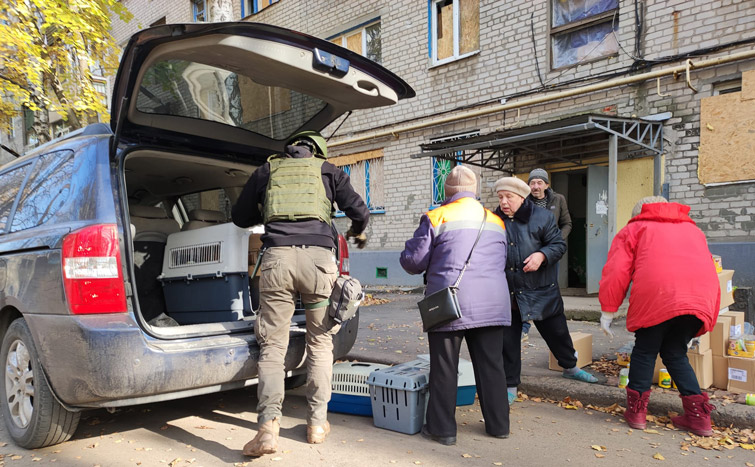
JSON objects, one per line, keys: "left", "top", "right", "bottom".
{"left": 528, "top": 168, "right": 549, "bottom": 184}
{"left": 444, "top": 165, "right": 477, "bottom": 197}
{"left": 631, "top": 195, "right": 668, "bottom": 217}
{"left": 494, "top": 176, "right": 531, "bottom": 198}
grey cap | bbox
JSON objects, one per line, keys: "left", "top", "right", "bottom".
{"left": 528, "top": 168, "right": 549, "bottom": 184}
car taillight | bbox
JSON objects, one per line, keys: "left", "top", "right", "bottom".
{"left": 337, "top": 234, "right": 350, "bottom": 275}
{"left": 62, "top": 224, "right": 127, "bottom": 314}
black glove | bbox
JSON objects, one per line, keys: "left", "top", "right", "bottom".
{"left": 345, "top": 228, "right": 368, "bottom": 249}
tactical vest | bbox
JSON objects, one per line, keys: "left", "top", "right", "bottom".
{"left": 263, "top": 155, "right": 333, "bottom": 225}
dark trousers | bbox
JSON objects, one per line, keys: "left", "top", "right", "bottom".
{"left": 502, "top": 304, "right": 577, "bottom": 387}
{"left": 628, "top": 315, "right": 703, "bottom": 396}
{"left": 426, "top": 326, "right": 509, "bottom": 438}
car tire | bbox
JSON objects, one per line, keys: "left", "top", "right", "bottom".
{"left": 0, "top": 319, "right": 81, "bottom": 448}
{"left": 284, "top": 373, "right": 307, "bottom": 390}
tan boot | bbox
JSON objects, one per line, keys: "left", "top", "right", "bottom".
{"left": 243, "top": 418, "right": 280, "bottom": 457}
{"left": 307, "top": 421, "right": 330, "bottom": 444}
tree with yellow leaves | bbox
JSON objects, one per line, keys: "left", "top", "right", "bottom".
{"left": 0, "top": 0, "right": 132, "bottom": 145}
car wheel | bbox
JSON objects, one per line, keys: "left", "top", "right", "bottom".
{"left": 284, "top": 373, "right": 307, "bottom": 390}
{"left": 0, "top": 319, "right": 81, "bottom": 448}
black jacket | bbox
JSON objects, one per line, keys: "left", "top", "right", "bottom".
{"left": 495, "top": 199, "right": 566, "bottom": 321}
{"left": 527, "top": 187, "right": 572, "bottom": 239}
{"left": 231, "top": 146, "right": 369, "bottom": 249}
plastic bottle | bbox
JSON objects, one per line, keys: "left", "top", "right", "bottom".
{"left": 658, "top": 369, "right": 672, "bottom": 389}
{"left": 618, "top": 367, "right": 629, "bottom": 389}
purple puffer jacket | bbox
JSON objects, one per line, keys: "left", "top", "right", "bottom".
{"left": 400, "top": 193, "right": 511, "bottom": 332}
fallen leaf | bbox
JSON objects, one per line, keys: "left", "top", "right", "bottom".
{"left": 591, "top": 445, "right": 605, "bottom": 451}
{"left": 168, "top": 459, "right": 181, "bottom": 467}
{"left": 706, "top": 123, "right": 714, "bottom": 131}
{"left": 653, "top": 453, "right": 665, "bottom": 460}
{"left": 741, "top": 444, "right": 754, "bottom": 450}
{"left": 462, "top": 454, "right": 472, "bottom": 458}
{"left": 644, "top": 429, "right": 659, "bottom": 434}
{"left": 595, "top": 453, "right": 605, "bottom": 458}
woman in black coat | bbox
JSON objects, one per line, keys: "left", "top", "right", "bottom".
{"left": 493, "top": 177, "right": 598, "bottom": 405}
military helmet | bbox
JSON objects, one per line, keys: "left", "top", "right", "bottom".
{"left": 287, "top": 130, "right": 327, "bottom": 158}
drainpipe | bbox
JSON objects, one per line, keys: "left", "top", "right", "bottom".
{"left": 329, "top": 48, "right": 755, "bottom": 149}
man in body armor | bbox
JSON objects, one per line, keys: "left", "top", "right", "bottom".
{"left": 232, "top": 130, "right": 369, "bottom": 457}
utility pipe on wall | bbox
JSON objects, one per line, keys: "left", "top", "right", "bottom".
{"left": 329, "top": 49, "right": 755, "bottom": 149}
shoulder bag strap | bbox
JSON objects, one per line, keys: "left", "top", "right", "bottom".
{"left": 452, "top": 209, "right": 488, "bottom": 289}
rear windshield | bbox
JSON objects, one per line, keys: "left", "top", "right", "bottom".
{"left": 135, "top": 59, "right": 327, "bottom": 140}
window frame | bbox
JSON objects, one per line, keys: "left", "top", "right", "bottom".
{"left": 429, "top": 130, "right": 480, "bottom": 208}
{"left": 332, "top": 152, "right": 385, "bottom": 216}
{"left": 549, "top": 0, "right": 620, "bottom": 70}
{"left": 429, "top": 0, "right": 480, "bottom": 66}
{"left": 241, "top": 0, "right": 279, "bottom": 17}
{"left": 326, "top": 18, "right": 382, "bottom": 64}
{"left": 191, "top": 0, "right": 207, "bottom": 22}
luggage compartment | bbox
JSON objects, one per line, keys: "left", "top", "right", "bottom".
{"left": 158, "top": 223, "right": 253, "bottom": 324}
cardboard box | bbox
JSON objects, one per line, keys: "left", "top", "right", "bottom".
{"left": 712, "top": 254, "right": 723, "bottom": 273}
{"left": 721, "top": 310, "right": 745, "bottom": 338}
{"left": 688, "top": 332, "right": 711, "bottom": 354}
{"left": 549, "top": 332, "right": 592, "bottom": 370}
{"left": 687, "top": 349, "right": 713, "bottom": 390}
{"left": 718, "top": 270, "right": 735, "bottom": 309}
{"left": 727, "top": 356, "right": 755, "bottom": 394}
{"left": 712, "top": 355, "right": 729, "bottom": 389}
{"left": 712, "top": 315, "right": 736, "bottom": 356}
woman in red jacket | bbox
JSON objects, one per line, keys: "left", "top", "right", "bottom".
{"left": 599, "top": 196, "right": 720, "bottom": 437}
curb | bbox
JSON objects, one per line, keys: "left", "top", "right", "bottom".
{"left": 519, "top": 375, "right": 755, "bottom": 429}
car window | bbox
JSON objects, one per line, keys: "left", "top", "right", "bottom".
{"left": 179, "top": 189, "right": 233, "bottom": 220}
{"left": 135, "top": 59, "right": 327, "bottom": 140}
{"left": 11, "top": 150, "right": 75, "bottom": 233}
{"left": 0, "top": 164, "right": 32, "bottom": 233}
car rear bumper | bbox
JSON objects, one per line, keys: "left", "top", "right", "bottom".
{"left": 24, "top": 311, "right": 358, "bottom": 408}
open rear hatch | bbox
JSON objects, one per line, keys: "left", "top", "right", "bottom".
{"left": 111, "top": 22, "right": 414, "bottom": 158}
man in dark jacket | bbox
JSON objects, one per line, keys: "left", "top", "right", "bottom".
{"left": 521, "top": 168, "right": 572, "bottom": 341}
{"left": 494, "top": 176, "right": 598, "bottom": 406}
{"left": 232, "top": 130, "right": 369, "bottom": 457}
{"left": 527, "top": 168, "right": 572, "bottom": 239}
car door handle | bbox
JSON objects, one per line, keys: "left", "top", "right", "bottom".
{"left": 353, "top": 80, "right": 379, "bottom": 97}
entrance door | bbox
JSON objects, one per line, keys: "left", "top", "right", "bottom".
{"left": 586, "top": 165, "right": 609, "bottom": 294}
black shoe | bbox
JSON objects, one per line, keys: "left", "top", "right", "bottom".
{"left": 490, "top": 432, "right": 510, "bottom": 439}
{"left": 420, "top": 425, "right": 456, "bottom": 446}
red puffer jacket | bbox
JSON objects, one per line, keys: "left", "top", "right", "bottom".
{"left": 598, "top": 203, "right": 720, "bottom": 335}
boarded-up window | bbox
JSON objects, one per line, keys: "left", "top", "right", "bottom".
{"left": 698, "top": 71, "right": 755, "bottom": 185}
{"left": 551, "top": 0, "right": 619, "bottom": 69}
{"left": 330, "top": 149, "right": 385, "bottom": 212}
{"left": 328, "top": 20, "right": 382, "bottom": 64}
{"left": 431, "top": 0, "right": 479, "bottom": 65}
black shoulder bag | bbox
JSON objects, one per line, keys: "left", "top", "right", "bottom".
{"left": 417, "top": 210, "right": 487, "bottom": 332}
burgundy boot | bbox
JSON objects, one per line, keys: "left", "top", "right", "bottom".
{"left": 671, "top": 393, "right": 715, "bottom": 436}
{"left": 624, "top": 388, "right": 650, "bottom": 429}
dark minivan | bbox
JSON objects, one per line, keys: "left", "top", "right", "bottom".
{"left": 0, "top": 22, "right": 413, "bottom": 448}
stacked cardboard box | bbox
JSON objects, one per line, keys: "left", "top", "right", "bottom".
{"left": 549, "top": 332, "right": 592, "bottom": 371}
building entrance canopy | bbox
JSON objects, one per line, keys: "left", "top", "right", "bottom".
{"left": 411, "top": 114, "right": 664, "bottom": 175}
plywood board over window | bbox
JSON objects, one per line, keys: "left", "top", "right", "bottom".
{"left": 698, "top": 70, "right": 755, "bottom": 185}
{"left": 459, "top": 0, "right": 479, "bottom": 55}
{"left": 438, "top": 2, "right": 454, "bottom": 60}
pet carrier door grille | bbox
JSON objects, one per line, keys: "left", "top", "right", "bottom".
{"left": 168, "top": 241, "right": 222, "bottom": 268}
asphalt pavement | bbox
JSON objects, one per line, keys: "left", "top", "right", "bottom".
{"left": 346, "top": 290, "right": 755, "bottom": 430}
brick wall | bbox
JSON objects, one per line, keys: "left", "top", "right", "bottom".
{"left": 247, "top": 0, "right": 755, "bottom": 251}
{"left": 110, "top": 1, "right": 755, "bottom": 281}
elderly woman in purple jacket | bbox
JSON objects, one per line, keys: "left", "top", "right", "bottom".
{"left": 400, "top": 166, "right": 511, "bottom": 446}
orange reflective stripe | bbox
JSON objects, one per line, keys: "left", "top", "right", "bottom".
{"left": 426, "top": 197, "right": 505, "bottom": 231}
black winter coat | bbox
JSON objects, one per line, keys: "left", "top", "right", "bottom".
{"left": 494, "top": 199, "right": 567, "bottom": 321}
